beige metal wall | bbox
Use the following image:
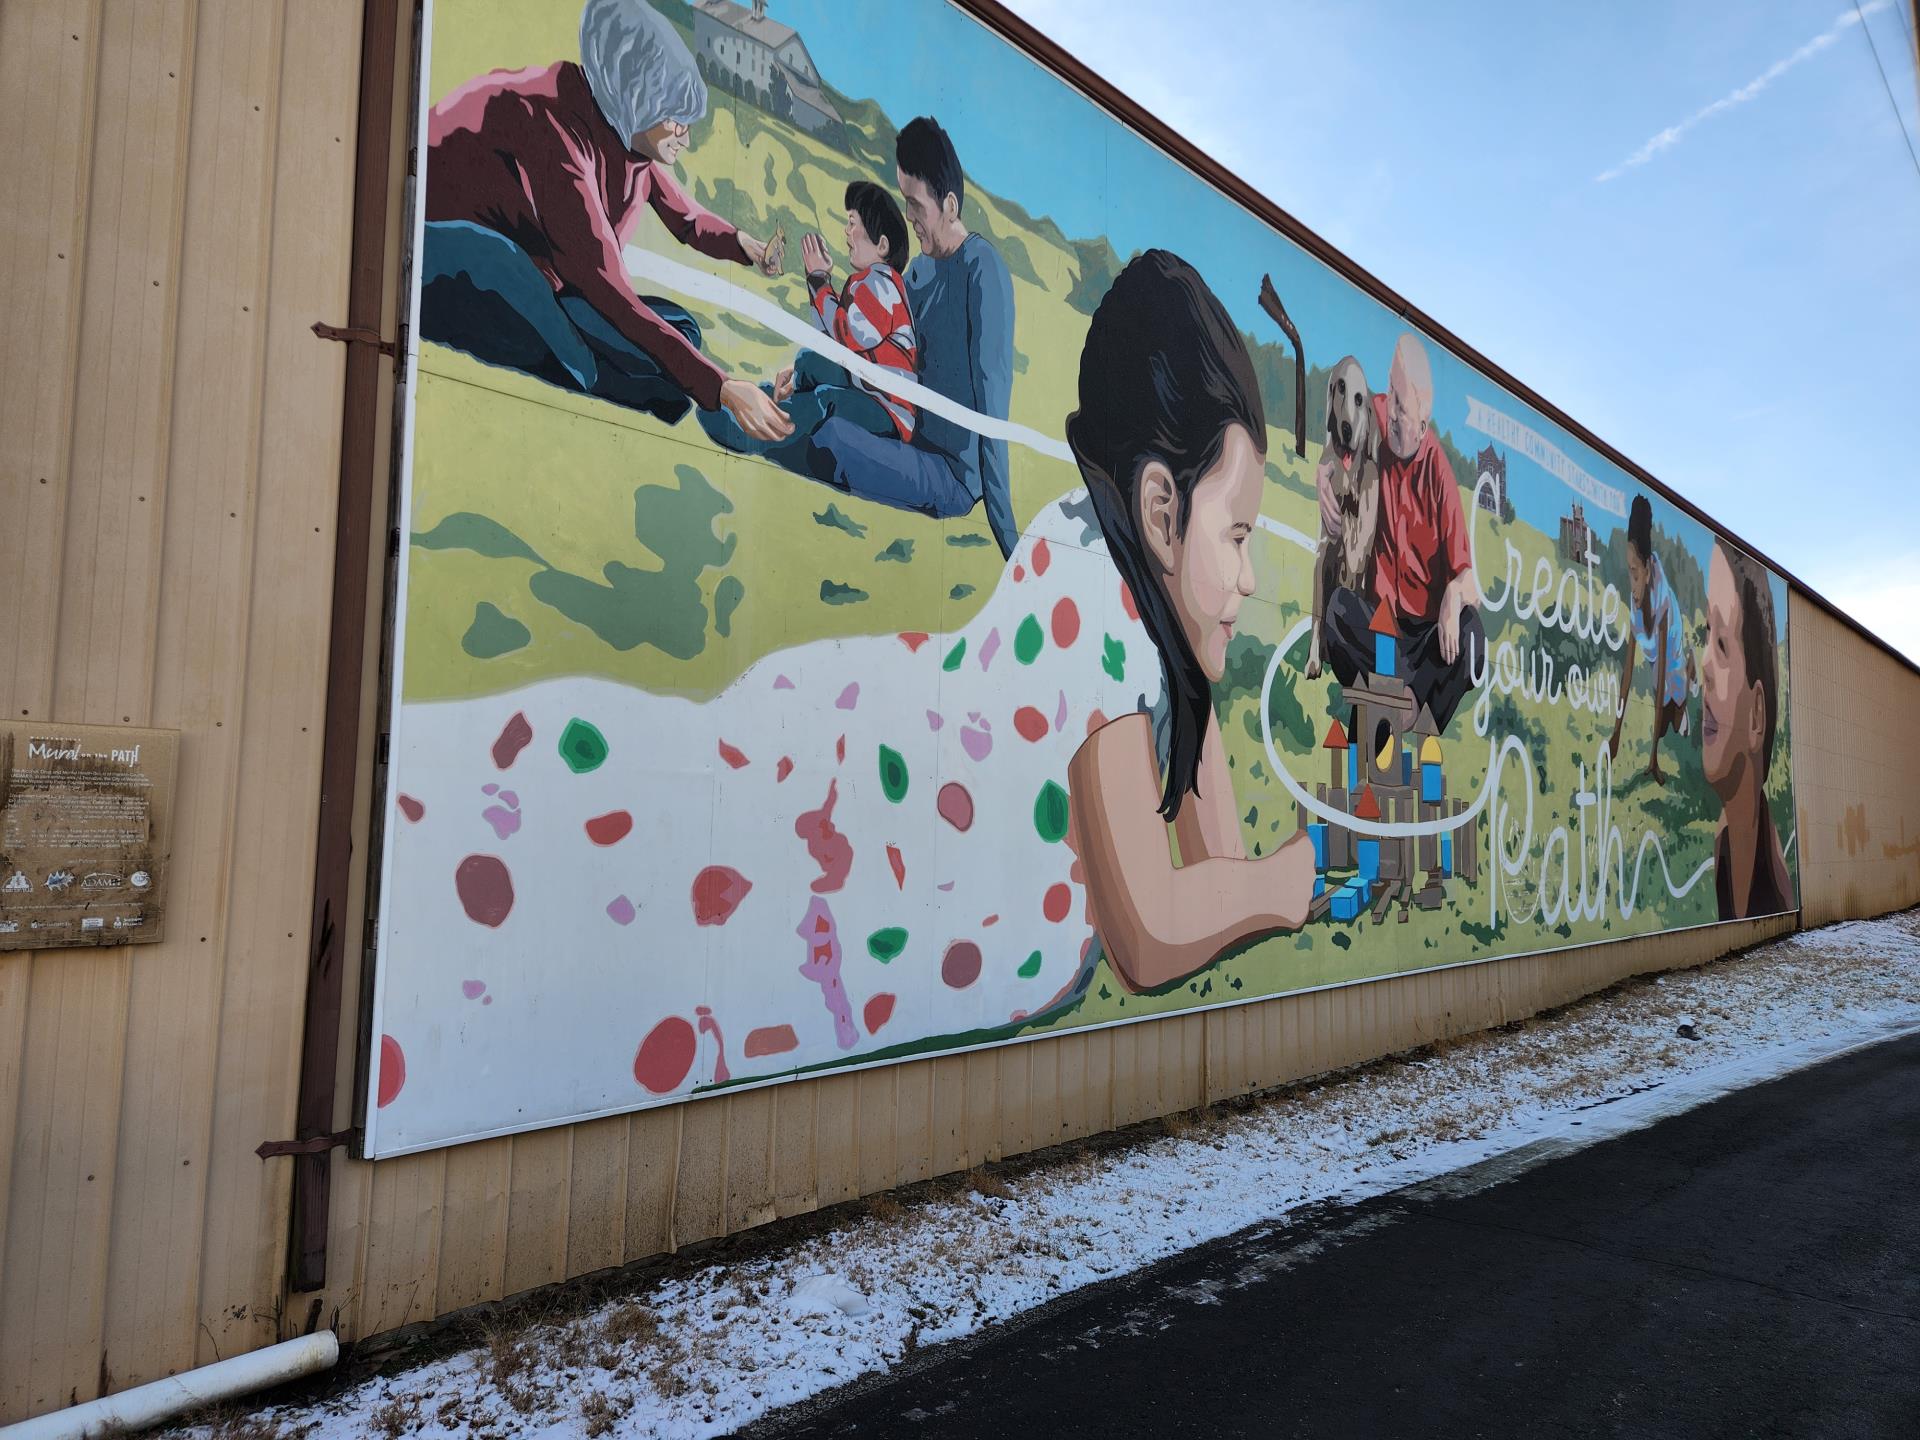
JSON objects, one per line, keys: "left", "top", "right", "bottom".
{"left": 2, "top": 3, "right": 1918, "bottom": 1427}
{"left": 1788, "top": 594, "right": 1920, "bottom": 925}
{"left": 0, "top": 0, "right": 366, "bottom": 1421}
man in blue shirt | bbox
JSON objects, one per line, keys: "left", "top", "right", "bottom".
{"left": 699, "top": 116, "right": 1019, "bottom": 558}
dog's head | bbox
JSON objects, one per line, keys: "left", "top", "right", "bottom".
{"left": 1324, "top": 356, "right": 1375, "bottom": 462}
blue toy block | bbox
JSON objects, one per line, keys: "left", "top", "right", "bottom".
{"left": 1329, "top": 885, "right": 1364, "bottom": 923}
{"left": 1374, "top": 633, "right": 1396, "bottom": 675}
{"left": 1308, "top": 823, "right": 1328, "bottom": 869}
{"left": 1313, "top": 875, "right": 1326, "bottom": 899}
{"left": 1400, "top": 749, "right": 1413, "bottom": 784}
{"left": 1440, "top": 835, "right": 1453, "bottom": 875}
{"left": 1355, "top": 838, "right": 1381, "bottom": 884}
{"left": 1421, "top": 763, "right": 1443, "bottom": 803}
{"left": 1347, "top": 744, "right": 1359, "bottom": 790}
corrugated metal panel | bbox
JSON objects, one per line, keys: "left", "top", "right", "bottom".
{"left": 1790, "top": 593, "right": 1920, "bottom": 926}
{"left": 3, "top": 2, "right": 1919, "bottom": 1426}
{"left": 0, "top": 0, "right": 362, "bottom": 1421}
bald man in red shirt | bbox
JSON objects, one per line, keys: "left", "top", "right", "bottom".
{"left": 1319, "top": 333, "right": 1484, "bottom": 731}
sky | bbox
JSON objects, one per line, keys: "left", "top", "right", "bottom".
{"left": 783, "top": 0, "right": 1920, "bottom": 662}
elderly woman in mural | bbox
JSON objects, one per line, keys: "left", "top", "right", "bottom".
{"left": 1065, "top": 251, "right": 1316, "bottom": 992}
{"left": 1704, "top": 539, "right": 1794, "bottom": 920}
{"left": 419, "top": 0, "right": 792, "bottom": 441}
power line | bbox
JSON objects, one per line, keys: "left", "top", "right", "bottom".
{"left": 1853, "top": 0, "right": 1920, "bottom": 180}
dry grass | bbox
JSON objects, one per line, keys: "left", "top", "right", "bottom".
{"left": 579, "top": 1389, "right": 631, "bottom": 1437}
{"left": 370, "top": 1393, "right": 418, "bottom": 1438}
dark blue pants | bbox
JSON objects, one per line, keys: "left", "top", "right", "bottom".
{"left": 418, "top": 219, "right": 704, "bottom": 424}
{"left": 1324, "top": 584, "right": 1484, "bottom": 733}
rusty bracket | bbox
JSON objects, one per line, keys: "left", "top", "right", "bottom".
{"left": 311, "top": 320, "right": 397, "bottom": 358}
{"left": 257, "top": 1127, "right": 361, "bottom": 1160}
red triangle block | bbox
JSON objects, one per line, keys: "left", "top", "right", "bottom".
{"left": 1323, "top": 717, "right": 1349, "bottom": 749}
{"left": 1369, "top": 597, "right": 1399, "bottom": 636}
{"left": 1353, "top": 785, "right": 1381, "bottom": 821}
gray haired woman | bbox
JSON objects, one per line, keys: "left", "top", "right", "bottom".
{"left": 420, "top": 0, "right": 791, "bottom": 440}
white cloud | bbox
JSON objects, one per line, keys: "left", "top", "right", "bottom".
{"left": 1596, "top": 1, "right": 1889, "bottom": 182}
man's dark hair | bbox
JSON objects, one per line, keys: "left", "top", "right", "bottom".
{"left": 1719, "top": 540, "right": 1779, "bottom": 775}
{"left": 1627, "top": 493, "right": 1653, "bottom": 560}
{"left": 845, "top": 180, "right": 909, "bottom": 269}
{"left": 896, "top": 115, "right": 964, "bottom": 212}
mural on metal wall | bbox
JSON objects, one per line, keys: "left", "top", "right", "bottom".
{"left": 365, "top": 0, "right": 1798, "bottom": 1154}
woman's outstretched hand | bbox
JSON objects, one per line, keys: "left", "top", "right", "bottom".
{"left": 719, "top": 378, "right": 794, "bottom": 442}
{"left": 740, "top": 229, "right": 786, "bottom": 277}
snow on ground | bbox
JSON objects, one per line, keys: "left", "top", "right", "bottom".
{"left": 180, "top": 911, "right": 1920, "bottom": 1440}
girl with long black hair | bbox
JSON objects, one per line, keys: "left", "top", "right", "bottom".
{"left": 1066, "top": 251, "right": 1314, "bottom": 991}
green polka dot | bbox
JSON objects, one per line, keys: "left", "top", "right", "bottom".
{"left": 1101, "top": 633, "right": 1126, "bottom": 682}
{"left": 878, "top": 745, "right": 909, "bottom": 802}
{"left": 942, "top": 638, "right": 966, "bottom": 672}
{"left": 1017, "top": 950, "right": 1042, "bottom": 979}
{"left": 867, "top": 927, "right": 908, "bottom": 962}
{"left": 1014, "top": 614, "right": 1044, "bottom": 664}
{"left": 1033, "top": 780, "right": 1069, "bottom": 843}
{"left": 558, "top": 718, "right": 608, "bottom": 774}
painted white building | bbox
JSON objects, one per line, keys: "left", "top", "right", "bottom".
{"left": 691, "top": 0, "right": 842, "bottom": 135}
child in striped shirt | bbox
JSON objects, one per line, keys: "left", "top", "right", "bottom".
{"left": 776, "top": 181, "right": 919, "bottom": 442}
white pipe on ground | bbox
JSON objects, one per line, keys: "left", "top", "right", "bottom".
{"left": 0, "top": 1332, "right": 339, "bottom": 1440}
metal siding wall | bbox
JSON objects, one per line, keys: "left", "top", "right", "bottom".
{"left": 1789, "top": 594, "right": 1920, "bottom": 925}
{"left": 0, "top": 0, "right": 362, "bottom": 1422}
{"left": 6, "top": 4, "right": 1920, "bottom": 1427}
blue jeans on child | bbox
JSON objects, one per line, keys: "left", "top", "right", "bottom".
{"left": 418, "top": 219, "right": 704, "bottom": 424}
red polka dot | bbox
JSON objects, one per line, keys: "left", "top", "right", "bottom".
{"left": 1086, "top": 708, "right": 1109, "bottom": 737}
{"left": 1042, "top": 883, "right": 1073, "bottom": 923}
{"left": 942, "top": 941, "right": 983, "bottom": 989}
{"left": 377, "top": 1035, "right": 406, "bottom": 1108}
{"left": 717, "top": 739, "right": 749, "bottom": 769}
{"left": 887, "top": 844, "right": 906, "bottom": 888}
{"left": 1013, "top": 563, "right": 1026, "bottom": 582}
{"left": 836, "top": 734, "right": 846, "bottom": 764}
{"left": 455, "top": 854, "right": 514, "bottom": 927}
{"left": 691, "top": 865, "right": 752, "bottom": 926}
{"left": 776, "top": 756, "right": 794, "bottom": 782}
{"left": 1119, "top": 581, "right": 1139, "bottom": 621}
{"left": 1051, "top": 597, "right": 1080, "bottom": 648}
{"left": 863, "top": 992, "right": 896, "bottom": 1034}
{"left": 1013, "top": 706, "right": 1049, "bottom": 742}
{"left": 634, "top": 1016, "right": 697, "bottom": 1093}
{"left": 396, "top": 794, "right": 424, "bottom": 823}
{"left": 585, "top": 810, "right": 633, "bottom": 846}
{"left": 744, "top": 1024, "right": 798, "bottom": 1058}
{"left": 899, "top": 632, "right": 930, "bottom": 652}
{"left": 1032, "top": 539, "right": 1052, "bottom": 576}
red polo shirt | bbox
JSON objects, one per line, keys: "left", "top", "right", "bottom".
{"left": 1370, "top": 393, "right": 1473, "bottom": 626}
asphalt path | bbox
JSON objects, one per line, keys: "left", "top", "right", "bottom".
{"left": 751, "top": 1032, "right": 1920, "bottom": 1439}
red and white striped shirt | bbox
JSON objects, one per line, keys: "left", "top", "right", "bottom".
{"left": 810, "top": 263, "right": 918, "bottom": 440}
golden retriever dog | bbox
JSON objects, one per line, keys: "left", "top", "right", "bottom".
{"left": 1306, "top": 354, "right": 1381, "bottom": 678}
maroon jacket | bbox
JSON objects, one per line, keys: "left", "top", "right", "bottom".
{"left": 427, "top": 61, "right": 747, "bottom": 411}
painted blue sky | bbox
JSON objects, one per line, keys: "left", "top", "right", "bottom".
{"left": 777, "top": 0, "right": 1920, "bottom": 661}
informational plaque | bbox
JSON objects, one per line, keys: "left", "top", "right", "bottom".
{"left": 0, "top": 721, "right": 177, "bottom": 950}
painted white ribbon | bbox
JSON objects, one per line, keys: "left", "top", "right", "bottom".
{"left": 623, "top": 242, "right": 1074, "bottom": 461}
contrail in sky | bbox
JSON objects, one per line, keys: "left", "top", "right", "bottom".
{"left": 1596, "top": 0, "right": 1888, "bottom": 182}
